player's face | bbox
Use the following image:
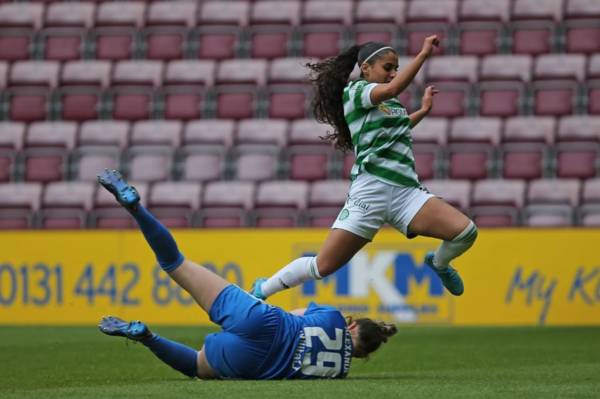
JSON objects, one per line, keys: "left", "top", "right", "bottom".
{"left": 362, "top": 51, "right": 398, "bottom": 84}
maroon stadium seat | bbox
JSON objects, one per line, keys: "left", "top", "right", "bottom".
{"left": 59, "top": 61, "right": 111, "bottom": 121}
{"left": 477, "top": 55, "right": 532, "bottom": 117}
{"left": 411, "top": 117, "right": 448, "bottom": 180}
{"left": 253, "top": 180, "right": 308, "bottom": 227}
{"left": 23, "top": 121, "right": 77, "bottom": 183}
{"left": 109, "top": 61, "right": 163, "bottom": 121}
{"left": 447, "top": 117, "right": 501, "bottom": 180}
{"left": 579, "top": 178, "right": 600, "bottom": 226}
{"left": 237, "top": 119, "right": 288, "bottom": 147}
{"left": 426, "top": 56, "right": 478, "bottom": 118}
{"left": 40, "top": 182, "right": 95, "bottom": 229}
{"left": 287, "top": 119, "right": 335, "bottom": 181}
{"left": 267, "top": 58, "right": 312, "bottom": 120}
{"left": 160, "top": 60, "right": 216, "bottom": 120}
{"left": 248, "top": 1, "right": 300, "bottom": 59}
{"left": 532, "top": 54, "right": 585, "bottom": 117}
{"left": 470, "top": 179, "right": 526, "bottom": 226}
{"left": 124, "top": 146, "right": 173, "bottom": 183}
{"left": 0, "top": 182, "right": 42, "bottom": 229}
{"left": 564, "top": 0, "right": 600, "bottom": 54}
{"left": 41, "top": 2, "right": 94, "bottom": 61}
{"left": 525, "top": 178, "right": 580, "bottom": 227}
{"left": 307, "top": 180, "right": 349, "bottom": 227}
{"left": 422, "top": 179, "right": 471, "bottom": 214}
{"left": 143, "top": 1, "right": 195, "bottom": 60}
{"left": 353, "top": 0, "right": 404, "bottom": 47}
{"left": 509, "top": 0, "right": 562, "bottom": 55}
{"left": 215, "top": 59, "right": 267, "bottom": 120}
{"left": 0, "top": 122, "right": 25, "bottom": 182}
{"left": 554, "top": 116, "right": 600, "bottom": 179}
{"left": 500, "top": 116, "right": 555, "bottom": 180}
{"left": 148, "top": 181, "right": 201, "bottom": 228}
{"left": 457, "top": 0, "right": 509, "bottom": 56}
{"left": 7, "top": 61, "right": 59, "bottom": 122}
{"left": 200, "top": 181, "right": 255, "bottom": 228}
{"left": 405, "top": 0, "right": 456, "bottom": 56}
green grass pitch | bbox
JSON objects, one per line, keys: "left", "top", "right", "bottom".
{"left": 1, "top": 325, "right": 599, "bottom": 398}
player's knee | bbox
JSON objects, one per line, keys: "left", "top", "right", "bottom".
{"left": 314, "top": 256, "right": 339, "bottom": 278}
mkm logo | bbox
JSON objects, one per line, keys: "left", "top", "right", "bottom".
{"left": 298, "top": 249, "right": 451, "bottom": 323}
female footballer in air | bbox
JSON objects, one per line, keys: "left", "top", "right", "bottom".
{"left": 252, "top": 36, "right": 478, "bottom": 300}
{"left": 97, "top": 169, "right": 396, "bottom": 380}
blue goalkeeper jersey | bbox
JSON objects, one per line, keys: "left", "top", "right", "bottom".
{"left": 205, "top": 285, "right": 353, "bottom": 380}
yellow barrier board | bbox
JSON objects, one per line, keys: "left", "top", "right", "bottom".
{"left": 0, "top": 229, "right": 599, "bottom": 326}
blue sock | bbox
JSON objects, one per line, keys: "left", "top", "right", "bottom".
{"left": 141, "top": 334, "right": 198, "bottom": 378}
{"left": 130, "top": 205, "right": 184, "bottom": 272}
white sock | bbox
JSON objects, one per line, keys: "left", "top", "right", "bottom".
{"left": 433, "top": 221, "right": 478, "bottom": 269}
{"left": 261, "top": 256, "right": 322, "bottom": 298}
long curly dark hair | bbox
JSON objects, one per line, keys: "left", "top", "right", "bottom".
{"left": 305, "top": 42, "right": 395, "bottom": 152}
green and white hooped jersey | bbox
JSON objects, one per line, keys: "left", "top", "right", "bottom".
{"left": 343, "top": 79, "right": 420, "bottom": 188}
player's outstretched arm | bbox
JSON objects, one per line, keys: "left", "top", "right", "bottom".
{"left": 369, "top": 35, "right": 440, "bottom": 105}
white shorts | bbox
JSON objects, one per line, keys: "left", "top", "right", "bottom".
{"left": 331, "top": 172, "right": 434, "bottom": 241}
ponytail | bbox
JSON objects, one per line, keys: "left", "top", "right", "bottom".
{"left": 348, "top": 316, "right": 398, "bottom": 359}
{"left": 306, "top": 45, "right": 361, "bottom": 151}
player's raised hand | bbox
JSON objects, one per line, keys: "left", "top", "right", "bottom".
{"left": 421, "top": 85, "right": 439, "bottom": 112}
{"left": 420, "top": 35, "right": 440, "bottom": 58}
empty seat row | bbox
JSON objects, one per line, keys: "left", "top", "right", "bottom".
{"left": 3, "top": 177, "right": 600, "bottom": 229}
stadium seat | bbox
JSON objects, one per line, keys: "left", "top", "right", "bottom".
{"left": 92, "top": 2, "right": 146, "bottom": 61}
{"left": 194, "top": 1, "right": 248, "bottom": 60}
{"left": 72, "top": 120, "right": 126, "bottom": 181}
{"left": 353, "top": 0, "right": 405, "bottom": 48}
{"left": 526, "top": 178, "right": 581, "bottom": 218}
{"left": 199, "top": 181, "right": 255, "bottom": 228}
{"left": 500, "top": 116, "right": 555, "bottom": 180}
{"left": 306, "top": 180, "right": 349, "bottom": 227}
{"left": 0, "top": 182, "right": 42, "bottom": 229}
{"left": 286, "top": 119, "right": 335, "bottom": 181}
{"left": 532, "top": 54, "right": 586, "bottom": 117}
{"left": 267, "top": 57, "right": 312, "bottom": 120}
{"left": 237, "top": 119, "right": 288, "bottom": 147}
{"left": 0, "top": 4, "right": 40, "bottom": 61}
{"left": 58, "top": 61, "right": 111, "bottom": 121}
{"left": 411, "top": 117, "right": 448, "bottom": 180}
{"left": 214, "top": 59, "right": 267, "bottom": 120}
{"left": 142, "top": 1, "right": 197, "bottom": 61}
{"left": 160, "top": 60, "right": 215, "bottom": 120}
{"left": 39, "top": 181, "right": 95, "bottom": 229}
{"left": 0, "top": 122, "right": 25, "bottom": 182}
{"left": 579, "top": 178, "right": 600, "bottom": 226}
{"left": 253, "top": 180, "right": 309, "bottom": 227}
{"left": 108, "top": 60, "right": 163, "bottom": 121}
{"left": 6, "top": 61, "right": 59, "bottom": 122}
{"left": 509, "top": 0, "right": 562, "bottom": 55}
{"left": 554, "top": 116, "right": 600, "bottom": 179}
{"left": 123, "top": 146, "right": 173, "bottom": 183}
{"left": 248, "top": 1, "right": 300, "bottom": 59}
{"left": 425, "top": 56, "right": 478, "bottom": 118}
{"left": 457, "top": 0, "right": 509, "bottom": 56}
{"left": 422, "top": 179, "right": 471, "bottom": 213}
{"left": 91, "top": 181, "right": 148, "bottom": 229}
{"left": 477, "top": 55, "right": 532, "bottom": 117}
{"left": 23, "top": 121, "right": 77, "bottom": 183}
{"left": 564, "top": 0, "right": 600, "bottom": 54}
{"left": 148, "top": 181, "right": 201, "bottom": 228}
{"left": 587, "top": 55, "right": 600, "bottom": 115}
{"left": 179, "top": 120, "right": 233, "bottom": 183}
{"left": 130, "top": 120, "right": 182, "bottom": 148}
{"left": 447, "top": 117, "right": 501, "bottom": 180}
{"left": 41, "top": 3, "right": 94, "bottom": 61}
{"left": 405, "top": 0, "right": 457, "bottom": 56}
{"left": 232, "top": 145, "right": 280, "bottom": 182}
{"left": 297, "top": 0, "right": 352, "bottom": 59}
{"left": 470, "top": 179, "right": 526, "bottom": 226}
